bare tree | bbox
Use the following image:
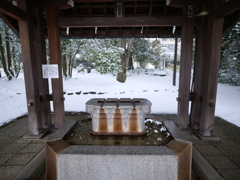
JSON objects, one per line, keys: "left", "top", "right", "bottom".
{"left": 117, "top": 38, "right": 134, "bottom": 82}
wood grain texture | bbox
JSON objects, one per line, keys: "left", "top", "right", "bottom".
{"left": 18, "top": 0, "right": 43, "bottom": 135}
{"left": 46, "top": 7, "right": 65, "bottom": 128}
{"left": 177, "top": 6, "right": 195, "bottom": 129}
{"left": 34, "top": 7, "right": 52, "bottom": 128}
{"left": 190, "top": 16, "right": 207, "bottom": 129}
{"left": 199, "top": 0, "right": 224, "bottom": 136}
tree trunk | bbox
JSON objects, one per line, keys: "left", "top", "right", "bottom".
{"left": 117, "top": 38, "right": 134, "bottom": 83}
{"left": 0, "top": 33, "right": 11, "bottom": 80}
{"left": 11, "top": 46, "right": 21, "bottom": 78}
{"left": 128, "top": 54, "right": 134, "bottom": 70}
{"left": 68, "top": 57, "right": 72, "bottom": 77}
{"left": 5, "top": 28, "right": 14, "bottom": 78}
{"left": 62, "top": 53, "right": 67, "bottom": 77}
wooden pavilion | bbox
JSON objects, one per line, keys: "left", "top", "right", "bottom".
{"left": 0, "top": 0, "right": 240, "bottom": 137}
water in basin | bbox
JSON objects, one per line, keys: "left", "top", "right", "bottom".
{"left": 64, "top": 119, "right": 173, "bottom": 146}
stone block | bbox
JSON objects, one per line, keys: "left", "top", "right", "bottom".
{"left": 46, "top": 120, "right": 192, "bottom": 180}
{"left": 86, "top": 98, "right": 152, "bottom": 135}
{"left": 57, "top": 146, "right": 178, "bottom": 180}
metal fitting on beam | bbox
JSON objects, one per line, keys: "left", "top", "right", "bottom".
{"left": 28, "top": 102, "right": 34, "bottom": 107}
{"left": 188, "top": 5, "right": 193, "bottom": 18}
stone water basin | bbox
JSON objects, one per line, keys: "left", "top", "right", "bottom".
{"left": 46, "top": 117, "right": 192, "bottom": 180}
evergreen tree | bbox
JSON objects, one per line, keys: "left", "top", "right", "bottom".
{"left": 83, "top": 39, "right": 124, "bottom": 75}
{"left": 220, "top": 21, "right": 240, "bottom": 86}
{"left": 0, "top": 18, "right": 22, "bottom": 80}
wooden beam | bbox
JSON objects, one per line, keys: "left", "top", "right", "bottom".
{"left": 80, "top": 27, "right": 85, "bottom": 38}
{"left": 0, "top": 0, "right": 26, "bottom": 20}
{"left": 60, "top": 28, "right": 182, "bottom": 38}
{"left": 216, "top": 0, "right": 240, "bottom": 18}
{"left": 134, "top": 1, "right": 137, "bottom": 16}
{"left": 177, "top": 6, "right": 195, "bottom": 129}
{"left": 74, "top": 0, "right": 164, "bottom": 2}
{"left": 86, "top": 2, "right": 92, "bottom": 16}
{"left": 73, "top": 7, "right": 79, "bottom": 17}
{"left": 34, "top": 7, "right": 52, "bottom": 128}
{"left": 144, "top": 27, "right": 149, "bottom": 37}
{"left": 199, "top": 0, "right": 224, "bottom": 136}
{"left": 222, "top": 11, "right": 240, "bottom": 37}
{"left": 157, "top": 27, "right": 162, "bottom": 37}
{"left": 190, "top": 16, "right": 207, "bottom": 129}
{"left": 0, "top": 12, "right": 19, "bottom": 37}
{"left": 166, "top": 0, "right": 206, "bottom": 8}
{"left": 93, "top": 27, "right": 97, "bottom": 38}
{"left": 119, "top": 27, "right": 122, "bottom": 37}
{"left": 57, "top": 16, "right": 184, "bottom": 27}
{"left": 132, "top": 27, "right": 135, "bottom": 37}
{"left": 46, "top": 7, "right": 65, "bottom": 128}
{"left": 148, "top": 1, "right": 153, "bottom": 17}
{"left": 103, "top": 2, "right": 107, "bottom": 16}
{"left": 44, "top": 0, "right": 74, "bottom": 10}
{"left": 18, "top": 0, "right": 43, "bottom": 135}
{"left": 157, "top": 5, "right": 168, "bottom": 37}
{"left": 106, "top": 27, "right": 110, "bottom": 37}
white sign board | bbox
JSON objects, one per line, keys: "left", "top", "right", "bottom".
{"left": 42, "top": 64, "right": 59, "bottom": 79}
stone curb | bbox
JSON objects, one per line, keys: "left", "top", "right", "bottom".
{"left": 13, "top": 149, "right": 45, "bottom": 180}
{"left": 192, "top": 146, "right": 224, "bottom": 180}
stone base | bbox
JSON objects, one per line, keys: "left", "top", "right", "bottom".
{"left": 194, "top": 130, "right": 220, "bottom": 141}
{"left": 23, "top": 129, "right": 49, "bottom": 140}
{"left": 58, "top": 146, "right": 178, "bottom": 180}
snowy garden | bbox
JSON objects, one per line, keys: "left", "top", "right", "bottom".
{"left": 0, "top": 18, "right": 240, "bottom": 127}
{"left": 1, "top": 67, "right": 240, "bottom": 127}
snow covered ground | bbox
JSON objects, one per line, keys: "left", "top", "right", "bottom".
{"left": 0, "top": 68, "right": 240, "bottom": 127}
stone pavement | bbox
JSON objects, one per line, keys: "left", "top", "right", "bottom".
{"left": 0, "top": 116, "right": 46, "bottom": 180}
{"left": 0, "top": 113, "right": 240, "bottom": 180}
{"left": 162, "top": 114, "right": 240, "bottom": 180}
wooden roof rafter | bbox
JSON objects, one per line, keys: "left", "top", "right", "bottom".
{"left": 1, "top": 0, "right": 239, "bottom": 39}
{"left": 222, "top": 10, "right": 240, "bottom": 37}
{"left": 157, "top": 4, "right": 168, "bottom": 37}
{"left": 86, "top": 2, "right": 93, "bottom": 16}
{"left": 168, "top": 7, "right": 182, "bottom": 37}
{"left": 0, "top": 0, "right": 26, "bottom": 21}
{"left": 103, "top": 2, "right": 107, "bottom": 16}
{"left": 106, "top": 27, "right": 110, "bottom": 37}
{"left": 216, "top": 0, "right": 240, "bottom": 18}
{"left": 74, "top": 0, "right": 165, "bottom": 2}
{"left": 72, "top": 7, "right": 79, "bottom": 17}
{"left": 0, "top": 12, "right": 19, "bottom": 37}
{"left": 58, "top": 6, "right": 74, "bottom": 38}
{"left": 134, "top": 1, "right": 138, "bottom": 16}
{"left": 80, "top": 27, "right": 85, "bottom": 38}
{"left": 148, "top": 1, "right": 153, "bottom": 17}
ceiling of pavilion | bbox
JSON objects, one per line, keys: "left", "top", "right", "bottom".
{"left": 57, "top": 0, "right": 183, "bottom": 38}
{"left": 1, "top": 0, "right": 240, "bottom": 39}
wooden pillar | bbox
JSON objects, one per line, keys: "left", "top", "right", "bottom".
{"left": 46, "top": 7, "right": 65, "bottom": 128}
{"left": 173, "top": 38, "right": 178, "bottom": 86}
{"left": 177, "top": 5, "right": 195, "bottom": 129}
{"left": 18, "top": 0, "right": 43, "bottom": 135}
{"left": 199, "top": 1, "right": 224, "bottom": 136}
{"left": 34, "top": 7, "right": 52, "bottom": 128}
{"left": 190, "top": 16, "right": 208, "bottom": 129}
